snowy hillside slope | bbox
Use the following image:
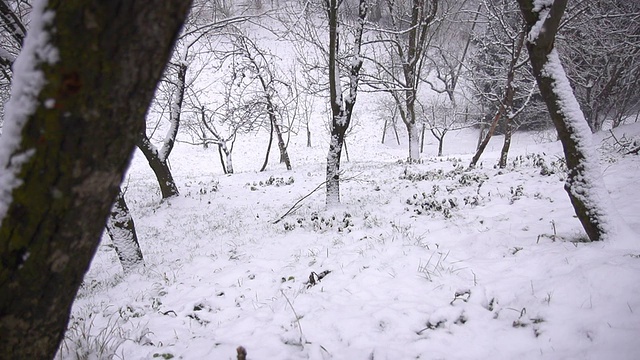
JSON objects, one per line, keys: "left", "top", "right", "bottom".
{"left": 57, "top": 119, "right": 640, "bottom": 359}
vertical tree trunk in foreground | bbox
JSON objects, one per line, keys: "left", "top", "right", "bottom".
{"left": 106, "top": 191, "right": 144, "bottom": 273}
{"left": 326, "top": 0, "right": 367, "bottom": 206}
{"left": 517, "top": 0, "right": 615, "bottom": 241}
{"left": 0, "top": 1, "right": 190, "bottom": 358}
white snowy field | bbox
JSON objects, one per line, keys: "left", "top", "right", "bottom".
{"left": 58, "top": 119, "right": 640, "bottom": 360}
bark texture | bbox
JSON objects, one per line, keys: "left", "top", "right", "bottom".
{"left": 0, "top": 1, "right": 190, "bottom": 358}
{"left": 136, "top": 62, "right": 186, "bottom": 200}
{"left": 105, "top": 191, "right": 144, "bottom": 273}
{"left": 137, "top": 128, "right": 180, "bottom": 199}
{"left": 517, "top": 0, "right": 610, "bottom": 241}
{"left": 326, "top": 0, "right": 366, "bottom": 206}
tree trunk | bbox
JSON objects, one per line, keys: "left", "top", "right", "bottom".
{"left": 306, "top": 124, "right": 312, "bottom": 147}
{"left": 326, "top": 129, "right": 347, "bottom": 206}
{"left": 431, "top": 129, "right": 446, "bottom": 157}
{"left": 222, "top": 142, "right": 234, "bottom": 174}
{"left": 260, "top": 116, "right": 274, "bottom": 172}
{"left": 0, "top": 1, "right": 190, "bottom": 358}
{"left": 382, "top": 117, "right": 388, "bottom": 144}
{"left": 476, "top": 121, "right": 486, "bottom": 151}
{"left": 420, "top": 123, "right": 426, "bottom": 153}
{"left": 217, "top": 144, "right": 228, "bottom": 174}
{"left": 471, "top": 28, "right": 525, "bottom": 168}
{"left": 470, "top": 110, "right": 501, "bottom": 167}
{"left": 325, "top": 0, "right": 366, "bottom": 206}
{"left": 105, "top": 191, "right": 144, "bottom": 273}
{"left": 273, "top": 116, "right": 292, "bottom": 170}
{"left": 517, "top": 0, "right": 616, "bottom": 241}
{"left": 135, "top": 61, "right": 186, "bottom": 199}
{"left": 404, "top": 118, "right": 421, "bottom": 162}
{"left": 498, "top": 116, "right": 512, "bottom": 168}
{"left": 393, "top": 117, "right": 401, "bottom": 145}
{"left": 326, "top": 0, "right": 344, "bottom": 207}
{"left": 344, "top": 138, "right": 350, "bottom": 162}
{"left": 137, "top": 133, "right": 180, "bottom": 199}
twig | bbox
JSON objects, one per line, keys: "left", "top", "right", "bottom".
{"left": 608, "top": 129, "right": 625, "bottom": 150}
{"left": 272, "top": 172, "right": 363, "bottom": 224}
{"left": 280, "top": 290, "right": 304, "bottom": 344}
{"left": 626, "top": 146, "right": 640, "bottom": 155}
{"left": 273, "top": 180, "right": 328, "bottom": 224}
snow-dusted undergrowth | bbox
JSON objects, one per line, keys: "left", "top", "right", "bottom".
{"left": 58, "top": 122, "right": 640, "bottom": 360}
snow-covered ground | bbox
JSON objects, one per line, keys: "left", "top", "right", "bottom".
{"left": 58, "top": 118, "right": 640, "bottom": 359}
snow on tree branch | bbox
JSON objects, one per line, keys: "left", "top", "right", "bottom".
{"left": 0, "top": 0, "right": 57, "bottom": 223}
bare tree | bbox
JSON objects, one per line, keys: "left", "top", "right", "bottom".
{"left": 469, "top": 0, "right": 534, "bottom": 168}
{"left": 137, "top": 61, "right": 184, "bottom": 199}
{"left": 0, "top": 0, "right": 190, "bottom": 358}
{"left": 516, "top": 0, "right": 617, "bottom": 241}
{"left": 365, "top": 0, "right": 439, "bottom": 161}
{"left": 183, "top": 66, "right": 263, "bottom": 175}
{"left": 139, "top": 8, "right": 256, "bottom": 198}
{"left": 226, "top": 33, "right": 293, "bottom": 172}
{"left": 423, "top": 0, "right": 478, "bottom": 108}
{"left": 420, "top": 97, "right": 474, "bottom": 156}
{"left": 326, "top": 0, "right": 368, "bottom": 206}
{"left": 559, "top": 0, "right": 640, "bottom": 132}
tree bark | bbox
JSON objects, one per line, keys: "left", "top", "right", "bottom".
{"left": 517, "top": 0, "right": 614, "bottom": 241}
{"left": 0, "top": 1, "right": 190, "bottom": 358}
{"left": 470, "top": 110, "right": 502, "bottom": 167}
{"left": 274, "top": 117, "right": 292, "bottom": 170}
{"left": 221, "top": 141, "right": 234, "bottom": 174}
{"left": 105, "top": 191, "right": 144, "bottom": 273}
{"left": 498, "top": 116, "right": 512, "bottom": 168}
{"left": 217, "top": 144, "right": 228, "bottom": 174}
{"left": 135, "top": 62, "right": 186, "bottom": 200}
{"left": 136, "top": 132, "right": 180, "bottom": 199}
{"left": 430, "top": 128, "right": 446, "bottom": 157}
{"left": 326, "top": 0, "right": 366, "bottom": 206}
{"left": 260, "top": 115, "right": 274, "bottom": 172}
{"left": 470, "top": 28, "right": 525, "bottom": 168}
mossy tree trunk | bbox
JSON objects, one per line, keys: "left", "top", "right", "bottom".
{"left": 0, "top": 1, "right": 190, "bottom": 358}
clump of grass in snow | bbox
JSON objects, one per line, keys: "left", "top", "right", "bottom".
{"left": 56, "top": 312, "right": 126, "bottom": 360}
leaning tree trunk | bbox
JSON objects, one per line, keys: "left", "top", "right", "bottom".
{"left": 135, "top": 62, "right": 186, "bottom": 199}
{"left": 137, "top": 133, "right": 180, "bottom": 199}
{"left": 217, "top": 144, "right": 228, "bottom": 174}
{"left": 260, "top": 116, "right": 274, "bottom": 172}
{"left": 274, "top": 118, "right": 292, "bottom": 170}
{"left": 105, "top": 191, "right": 144, "bottom": 273}
{"left": 517, "top": 0, "right": 615, "bottom": 241}
{"left": 471, "top": 29, "right": 524, "bottom": 168}
{"left": 0, "top": 1, "right": 190, "bottom": 358}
